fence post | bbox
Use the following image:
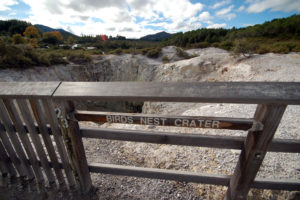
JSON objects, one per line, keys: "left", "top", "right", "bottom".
{"left": 60, "top": 100, "right": 92, "bottom": 194}
{"left": 225, "top": 104, "right": 287, "bottom": 200}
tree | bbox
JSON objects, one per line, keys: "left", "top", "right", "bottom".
{"left": 233, "top": 39, "right": 258, "bottom": 57}
{"left": 23, "top": 26, "right": 40, "bottom": 38}
{"left": 12, "top": 33, "right": 26, "bottom": 44}
{"left": 50, "top": 31, "right": 63, "bottom": 41}
{"left": 67, "top": 36, "right": 75, "bottom": 44}
{"left": 29, "top": 38, "right": 39, "bottom": 48}
{"left": 42, "top": 31, "right": 63, "bottom": 45}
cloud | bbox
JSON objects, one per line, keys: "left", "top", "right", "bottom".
{"left": 211, "top": 0, "right": 231, "bottom": 9}
{"left": 237, "top": 5, "right": 245, "bottom": 12}
{"left": 0, "top": 0, "right": 18, "bottom": 11}
{"left": 247, "top": 0, "right": 300, "bottom": 13}
{"left": 207, "top": 23, "right": 226, "bottom": 28}
{"left": 216, "top": 5, "right": 236, "bottom": 20}
{"left": 19, "top": 0, "right": 206, "bottom": 38}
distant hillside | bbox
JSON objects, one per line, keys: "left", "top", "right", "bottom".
{"left": 140, "top": 31, "right": 172, "bottom": 41}
{"left": 34, "top": 24, "right": 77, "bottom": 38}
{"left": 164, "top": 14, "right": 300, "bottom": 52}
{"left": 0, "top": 19, "right": 31, "bottom": 36}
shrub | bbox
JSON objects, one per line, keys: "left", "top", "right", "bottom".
{"left": 0, "top": 43, "right": 38, "bottom": 68}
{"left": 270, "top": 44, "right": 290, "bottom": 54}
{"left": 256, "top": 45, "right": 271, "bottom": 54}
{"left": 176, "top": 47, "right": 190, "bottom": 59}
{"left": 162, "top": 55, "right": 169, "bottom": 63}
{"left": 233, "top": 39, "right": 258, "bottom": 57}
{"left": 12, "top": 34, "right": 26, "bottom": 44}
{"left": 43, "top": 52, "right": 68, "bottom": 65}
{"left": 110, "top": 48, "right": 123, "bottom": 55}
{"left": 67, "top": 52, "right": 91, "bottom": 64}
{"left": 219, "top": 41, "right": 233, "bottom": 50}
{"left": 146, "top": 48, "right": 161, "bottom": 58}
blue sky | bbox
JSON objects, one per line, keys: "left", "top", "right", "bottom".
{"left": 0, "top": 0, "right": 299, "bottom": 38}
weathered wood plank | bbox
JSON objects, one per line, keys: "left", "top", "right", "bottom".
{"left": 62, "top": 101, "right": 92, "bottom": 193}
{"left": 81, "top": 127, "right": 245, "bottom": 149}
{"left": 0, "top": 100, "right": 34, "bottom": 179}
{"left": 89, "top": 163, "right": 300, "bottom": 191}
{"left": 2, "top": 99, "right": 44, "bottom": 182}
{"left": 0, "top": 140, "right": 16, "bottom": 177}
{"left": 29, "top": 99, "right": 65, "bottom": 185}
{"left": 0, "top": 82, "right": 61, "bottom": 98}
{"left": 89, "top": 163, "right": 230, "bottom": 186}
{"left": 16, "top": 99, "right": 56, "bottom": 184}
{"left": 81, "top": 127, "right": 300, "bottom": 153}
{"left": 42, "top": 99, "right": 76, "bottom": 187}
{"left": 75, "top": 110, "right": 257, "bottom": 131}
{"left": 53, "top": 82, "right": 300, "bottom": 104}
{"left": 253, "top": 178, "right": 300, "bottom": 191}
{"left": 226, "top": 104, "right": 287, "bottom": 200}
{"left": 0, "top": 121, "right": 25, "bottom": 176}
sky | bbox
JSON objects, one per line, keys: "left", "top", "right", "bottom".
{"left": 0, "top": 0, "right": 299, "bottom": 38}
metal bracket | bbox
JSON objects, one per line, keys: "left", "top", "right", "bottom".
{"left": 248, "top": 121, "right": 264, "bottom": 132}
{"left": 55, "top": 107, "right": 69, "bottom": 129}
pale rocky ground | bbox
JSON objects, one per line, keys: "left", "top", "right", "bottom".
{"left": 0, "top": 47, "right": 299, "bottom": 199}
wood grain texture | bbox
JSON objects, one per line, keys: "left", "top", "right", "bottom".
{"left": 0, "top": 120, "right": 24, "bottom": 176}
{"left": 29, "top": 99, "right": 65, "bottom": 185}
{"left": 63, "top": 101, "right": 92, "bottom": 193}
{"left": 42, "top": 99, "right": 76, "bottom": 187}
{"left": 226, "top": 104, "right": 287, "bottom": 200}
{"left": 0, "top": 100, "right": 34, "bottom": 179}
{"left": 0, "top": 139, "right": 16, "bottom": 176}
{"left": 81, "top": 126, "right": 300, "bottom": 153}
{"left": 75, "top": 110, "right": 255, "bottom": 131}
{"left": 89, "top": 163, "right": 230, "bottom": 186}
{"left": 0, "top": 82, "right": 61, "bottom": 98}
{"left": 53, "top": 82, "right": 300, "bottom": 104}
{"left": 16, "top": 99, "right": 55, "bottom": 184}
{"left": 88, "top": 163, "right": 300, "bottom": 191}
{"left": 2, "top": 99, "right": 44, "bottom": 182}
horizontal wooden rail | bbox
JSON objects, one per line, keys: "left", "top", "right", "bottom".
{"left": 3, "top": 122, "right": 299, "bottom": 153}
{"left": 74, "top": 110, "right": 260, "bottom": 131}
{"left": 89, "top": 163, "right": 230, "bottom": 186}
{"left": 0, "top": 82, "right": 61, "bottom": 98}
{"left": 88, "top": 163, "right": 300, "bottom": 191}
{"left": 80, "top": 127, "right": 300, "bottom": 153}
{"left": 52, "top": 82, "right": 300, "bottom": 104}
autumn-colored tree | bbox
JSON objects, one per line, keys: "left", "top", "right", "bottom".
{"left": 42, "top": 31, "right": 63, "bottom": 45}
{"left": 50, "top": 31, "right": 63, "bottom": 41}
{"left": 12, "top": 33, "right": 26, "bottom": 44}
{"left": 67, "top": 35, "right": 75, "bottom": 44}
{"left": 23, "top": 26, "right": 40, "bottom": 38}
{"left": 29, "top": 38, "right": 39, "bottom": 48}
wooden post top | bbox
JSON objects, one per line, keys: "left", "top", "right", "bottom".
{"left": 1, "top": 81, "right": 300, "bottom": 104}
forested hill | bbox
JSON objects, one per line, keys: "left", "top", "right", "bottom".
{"left": 164, "top": 14, "right": 300, "bottom": 53}
{"left": 140, "top": 31, "right": 172, "bottom": 41}
{"left": 34, "top": 24, "right": 77, "bottom": 38}
{"left": 0, "top": 20, "right": 75, "bottom": 38}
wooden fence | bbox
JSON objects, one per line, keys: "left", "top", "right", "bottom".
{"left": 0, "top": 81, "right": 299, "bottom": 200}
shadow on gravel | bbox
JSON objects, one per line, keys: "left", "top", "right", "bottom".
{"left": 0, "top": 176, "right": 99, "bottom": 200}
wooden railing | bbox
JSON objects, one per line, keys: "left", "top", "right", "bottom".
{"left": 0, "top": 82, "right": 299, "bottom": 200}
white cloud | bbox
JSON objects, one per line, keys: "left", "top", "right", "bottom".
{"left": 19, "top": 0, "right": 206, "bottom": 38}
{"left": 247, "top": 0, "right": 300, "bottom": 13}
{"left": 207, "top": 23, "right": 227, "bottom": 28}
{"left": 216, "top": 5, "right": 234, "bottom": 15}
{"left": 211, "top": 0, "right": 231, "bottom": 9}
{"left": 237, "top": 5, "right": 245, "bottom": 12}
{"left": 0, "top": 0, "right": 18, "bottom": 11}
{"left": 216, "top": 5, "right": 236, "bottom": 20}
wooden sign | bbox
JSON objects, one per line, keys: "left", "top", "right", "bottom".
{"left": 75, "top": 111, "right": 262, "bottom": 131}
